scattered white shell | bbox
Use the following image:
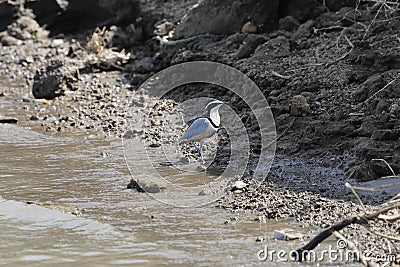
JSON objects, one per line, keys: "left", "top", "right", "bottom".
{"left": 273, "top": 229, "right": 304, "bottom": 241}
{"left": 231, "top": 180, "right": 247, "bottom": 191}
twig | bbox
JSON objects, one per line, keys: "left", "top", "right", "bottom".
{"left": 380, "top": 175, "right": 400, "bottom": 179}
{"left": 356, "top": 78, "right": 397, "bottom": 110}
{"left": 350, "top": 185, "right": 377, "bottom": 191}
{"left": 313, "top": 25, "right": 345, "bottom": 34}
{"left": 378, "top": 213, "right": 400, "bottom": 222}
{"left": 346, "top": 182, "right": 367, "bottom": 212}
{"left": 363, "top": 2, "right": 384, "bottom": 40}
{"left": 366, "top": 202, "right": 400, "bottom": 219}
{"left": 344, "top": 35, "right": 354, "bottom": 48}
{"left": 270, "top": 70, "right": 292, "bottom": 80}
{"left": 370, "top": 34, "right": 400, "bottom": 47}
{"left": 388, "top": 193, "right": 400, "bottom": 203}
{"left": 326, "top": 45, "right": 353, "bottom": 66}
{"left": 351, "top": 181, "right": 400, "bottom": 191}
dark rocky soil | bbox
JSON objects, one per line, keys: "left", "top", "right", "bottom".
{"left": 1, "top": 0, "right": 399, "bottom": 264}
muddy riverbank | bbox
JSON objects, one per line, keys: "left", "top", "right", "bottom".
{"left": 1, "top": 0, "right": 399, "bottom": 265}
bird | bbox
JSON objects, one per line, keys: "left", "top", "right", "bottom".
{"left": 241, "top": 17, "right": 257, "bottom": 34}
{"left": 177, "top": 100, "right": 224, "bottom": 161}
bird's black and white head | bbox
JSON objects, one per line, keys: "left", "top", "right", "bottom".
{"left": 205, "top": 100, "right": 224, "bottom": 127}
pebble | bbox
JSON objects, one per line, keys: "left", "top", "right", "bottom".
{"left": 273, "top": 229, "right": 304, "bottom": 241}
{"left": 29, "top": 115, "right": 39, "bottom": 121}
{"left": 126, "top": 179, "right": 165, "bottom": 193}
{"left": 0, "top": 117, "right": 18, "bottom": 123}
{"left": 149, "top": 142, "right": 161, "bottom": 148}
{"left": 389, "top": 104, "right": 400, "bottom": 118}
{"left": 195, "top": 165, "right": 206, "bottom": 172}
{"left": 290, "top": 95, "right": 311, "bottom": 116}
{"left": 51, "top": 39, "right": 64, "bottom": 47}
{"left": 231, "top": 180, "right": 247, "bottom": 191}
{"left": 279, "top": 16, "right": 300, "bottom": 32}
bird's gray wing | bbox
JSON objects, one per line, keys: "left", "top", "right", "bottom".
{"left": 179, "top": 118, "right": 210, "bottom": 142}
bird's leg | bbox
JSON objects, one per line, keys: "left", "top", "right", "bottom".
{"left": 199, "top": 141, "right": 204, "bottom": 162}
{"left": 190, "top": 141, "right": 200, "bottom": 153}
{"left": 190, "top": 141, "right": 203, "bottom": 161}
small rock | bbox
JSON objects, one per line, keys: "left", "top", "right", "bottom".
{"left": 25, "top": 55, "right": 34, "bottom": 63}
{"left": 0, "top": 32, "right": 20, "bottom": 46}
{"left": 236, "top": 34, "right": 267, "bottom": 59}
{"left": 231, "top": 180, "right": 247, "bottom": 191}
{"left": 253, "top": 36, "right": 290, "bottom": 59}
{"left": 195, "top": 165, "right": 206, "bottom": 172}
{"left": 353, "top": 120, "right": 376, "bottom": 137}
{"left": 127, "top": 179, "right": 165, "bottom": 193}
{"left": 51, "top": 38, "right": 64, "bottom": 47}
{"left": 142, "top": 184, "right": 164, "bottom": 193}
{"left": 290, "top": 95, "right": 310, "bottom": 116}
{"left": 389, "top": 104, "right": 400, "bottom": 118}
{"left": 273, "top": 229, "right": 303, "bottom": 241}
{"left": 151, "top": 120, "right": 161, "bottom": 126}
{"left": 224, "top": 216, "right": 239, "bottom": 225}
{"left": 32, "top": 60, "right": 79, "bottom": 100}
{"left": 279, "top": 16, "right": 300, "bottom": 32}
{"left": 291, "top": 19, "right": 315, "bottom": 40}
{"left": 123, "top": 128, "right": 143, "bottom": 138}
{"left": 154, "top": 21, "right": 174, "bottom": 36}
{"left": 29, "top": 115, "right": 39, "bottom": 121}
{"left": 149, "top": 142, "right": 161, "bottom": 148}
{"left": 127, "top": 179, "right": 145, "bottom": 192}
{"left": 269, "top": 90, "right": 281, "bottom": 97}
{"left": 0, "top": 117, "right": 18, "bottom": 123}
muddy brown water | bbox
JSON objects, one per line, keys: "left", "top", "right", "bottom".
{"left": 0, "top": 122, "right": 313, "bottom": 266}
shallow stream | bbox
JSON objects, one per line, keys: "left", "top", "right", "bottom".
{"left": 0, "top": 122, "right": 313, "bottom": 266}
